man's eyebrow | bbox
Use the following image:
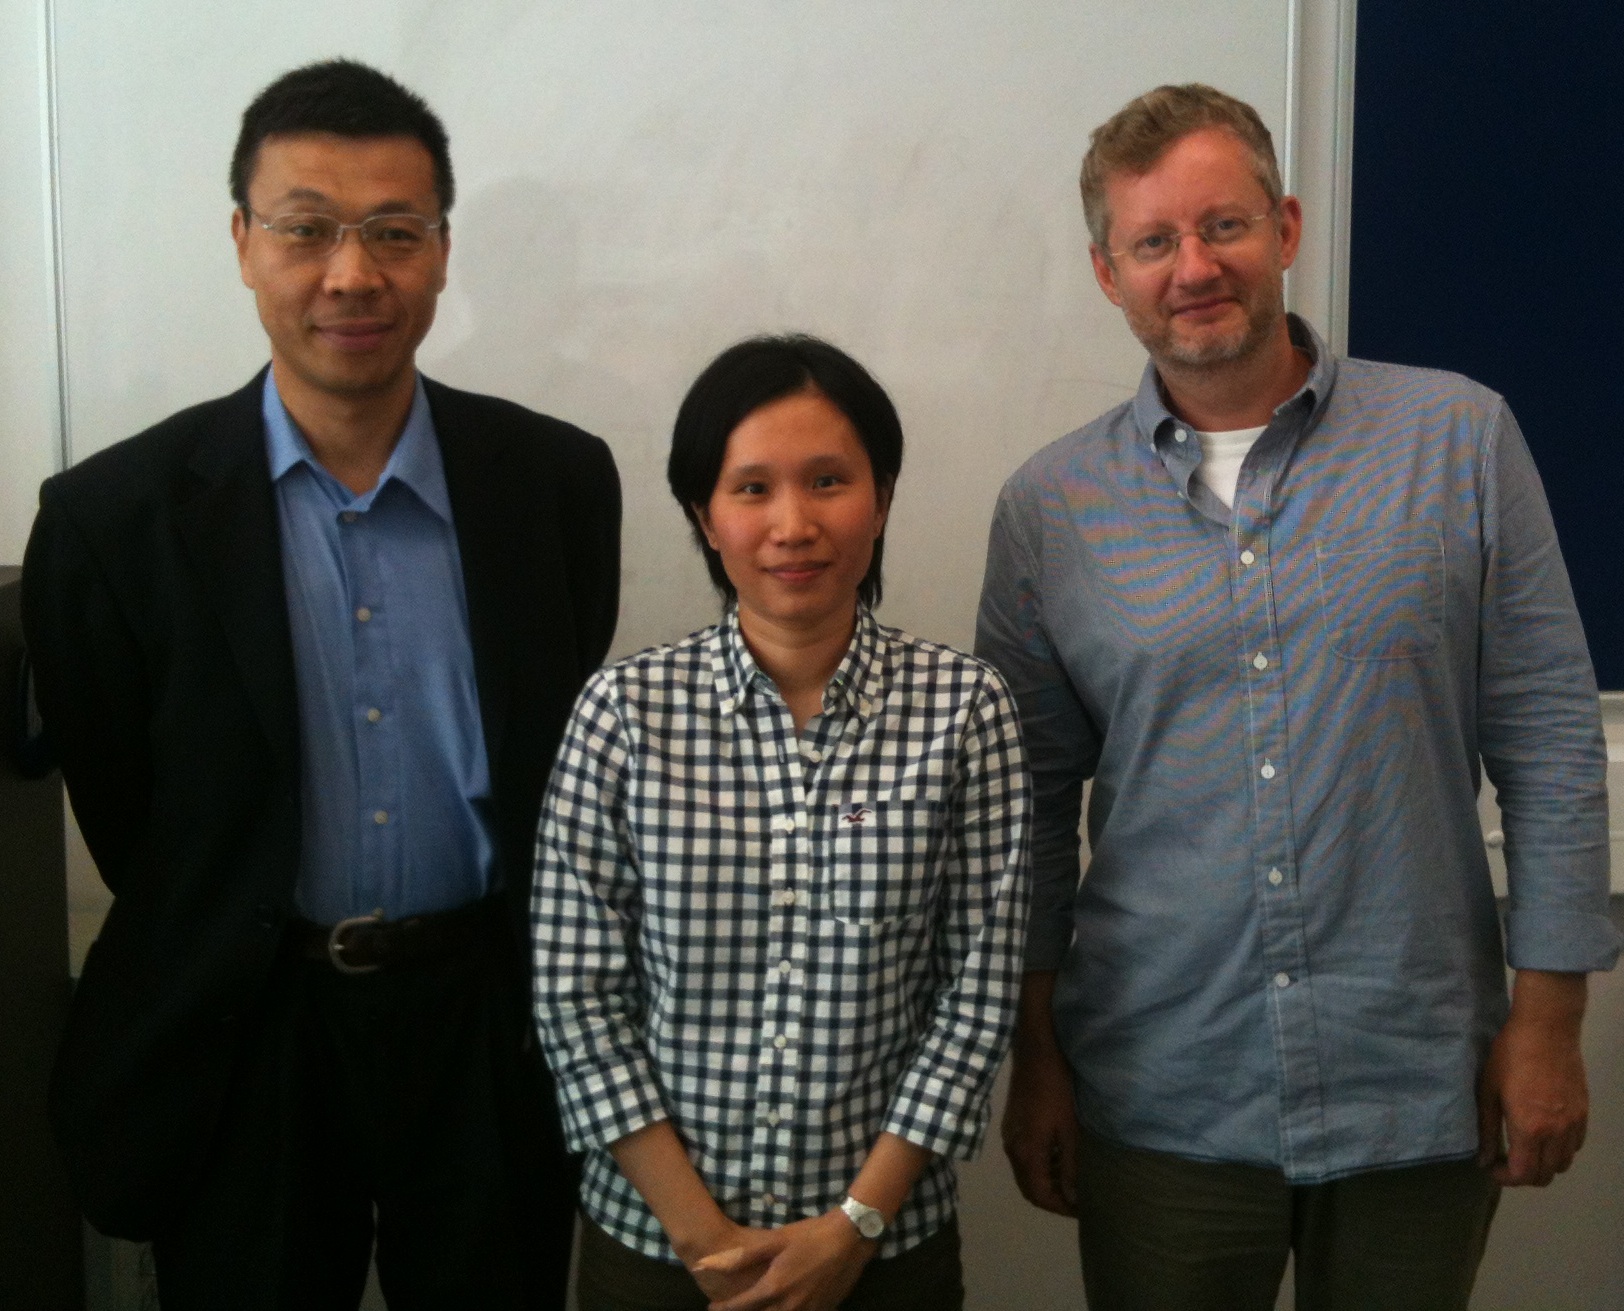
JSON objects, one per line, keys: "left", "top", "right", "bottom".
{"left": 270, "top": 187, "right": 337, "bottom": 207}
{"left": 265, "top": 187, "right": 431, "bottom": 216}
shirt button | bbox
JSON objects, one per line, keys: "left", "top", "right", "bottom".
{"left": 1260, "top": 762, "right": 1276, "bottom": 780}
{"left": 777, "top": 959, "right": 792, "bottom": 975}
{"left": 765, "top": 1111, "right": 780, "bottom": 1126}
{"left": 775, "top": 816, "right": 796, "bottom": 834}
{"left": 773, "top": 1034, "right": 788, "bottom": 1049}
{"left": 763, "top": 1194, "right": 776, "bottom": 1207}
{"left": 1274, "top": 972, "right": 1291, "bottom": 988}
{"left": 800, "top": 744, "right": 822, "bottom": 763}
{"left": 356, "top": 606, "right": 372, "bottom": 623}
{"left": 340, "top": 510, "right": 359, "bottom": 524}
{"left": 1253, "top": 653, "right": 1269, "bottom": 670}
{"left": 778, "top": 890, "right": 797, "bottom": 907}
{"left": 1240, "top": 549, "right": 1256, "bottom": 565}
{"left": 1268, "top": 867, "right": 1284, "bottom": 886}
{"left": 373, "top": 809, "right": 389, "bottom": 825}
{"left": 1173, "top": 428, "right": 1188, "bottom": 443}
{"left": 366, "top": 707, "right": 382, "bottom": 723}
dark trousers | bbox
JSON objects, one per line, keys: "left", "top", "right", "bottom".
{"left": 575, "top": 1214, "right": 964, "bottom": 1311}
{"left": 151, "top": 917, "right": 578, "bottom": 1311}
{"left": 1074, "top": 1126, "right": 1500, "bottom": 1311}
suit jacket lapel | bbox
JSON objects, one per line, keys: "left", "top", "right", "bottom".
{"left": 174, "top": 372, "right": 300, "bottom": 778}
{"left": 430, "top": 382, "right": 517, "bottom": 780}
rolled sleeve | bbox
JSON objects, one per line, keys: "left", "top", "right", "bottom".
{"left": 531, "top": 672, "right": 671, "bottom": 1151}
{"left": 974, "top": 481, "right": 1098, "bottom": 971}
{"left": 1477, "top": 402, "right": 1619, "bottom": 972}
{"left": 883, "top": 669, "right": 1031, "bottom": 1159}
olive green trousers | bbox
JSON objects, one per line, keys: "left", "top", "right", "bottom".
{"left": 1074, "top": 1126, "right": 1499, "bottom": 1311}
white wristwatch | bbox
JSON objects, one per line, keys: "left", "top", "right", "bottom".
{"left": 839, "top": 1195, "right": 887, "bottom": 1240}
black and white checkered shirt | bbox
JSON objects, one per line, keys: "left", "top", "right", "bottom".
{"left": 532, "top": 606, "right": 1030, "bottom": 1260}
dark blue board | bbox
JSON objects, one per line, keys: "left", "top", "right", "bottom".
{"left": 1348, "top": 0, "right": 1623, "bottom": 688}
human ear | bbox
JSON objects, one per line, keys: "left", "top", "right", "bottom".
{"left": 231, "top": 208, "right": 255, "bottom": 289}
{"left": 693, "top": 503, "right": 720, "bottom": 551}
{"left": 1090, "top": 244, "right": 1124, "bottom": 307}
{"left": 1276, "top": 196, "right": 1304, "bottom": 271}
{"left": 873, "top": 480, "right": 893, "bottom": 537}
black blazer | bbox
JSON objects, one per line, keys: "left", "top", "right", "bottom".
{"left": 21, "top": 371, "right": 621, "bottom": 1238}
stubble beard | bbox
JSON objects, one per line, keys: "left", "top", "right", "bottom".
{"left": 1133, "top": 279, "right": 1287, "bottom": 374}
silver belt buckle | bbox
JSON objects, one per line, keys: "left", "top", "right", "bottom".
{"left": 327, "top": 910, "right": 384, "bottom": 975}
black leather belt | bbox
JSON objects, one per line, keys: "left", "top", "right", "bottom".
{"left": 293, "top": 897, "right": 496, "bottom": 975}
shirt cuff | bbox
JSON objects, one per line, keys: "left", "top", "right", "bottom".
{"left": 552, "top": 1052, "right": 670, "bottom": 1153}
{"left": 882, "top": 1070, "right": 992, "bottom": 1162}
{"left": 1504, "top": 904, "right": 1622, "bottom": 973}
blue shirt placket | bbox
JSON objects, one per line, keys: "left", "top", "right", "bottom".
{"left": 343, "top": 495, "right": 402, "bottom": 917}
{"left": 1236, "top": 410, "right": 1325, "bottom": 1177}
{"left": 264, "top": 372, "right": 496, "bottom": 925}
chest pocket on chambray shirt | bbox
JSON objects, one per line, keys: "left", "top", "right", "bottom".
{"left": 820, "top": 797, "right": 940, "bottom": 927}
{"left": 1313, "top": 524, "right": 1444, "bottom": 660}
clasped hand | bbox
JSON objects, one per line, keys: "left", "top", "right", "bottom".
{"left": 686, "top": 1209, "right": 874, "bottom": 1311}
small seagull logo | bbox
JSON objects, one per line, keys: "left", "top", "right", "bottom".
{"left": 840, "top": 806, "right": 874, "bottom": 827}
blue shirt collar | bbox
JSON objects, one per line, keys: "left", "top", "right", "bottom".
{"left": 1130, "top": 312, "right": 1339, "bottom": 449}
{"left": 261, "top": 369, "right": 452, "bottom": 522}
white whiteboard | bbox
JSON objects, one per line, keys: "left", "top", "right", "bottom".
{"left": 47, "top": 0, "right": 1311, "bottom": 658}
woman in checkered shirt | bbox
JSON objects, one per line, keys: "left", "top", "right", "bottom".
{"left": 533, "top": 335, "right": 1031, "bottom": 1311}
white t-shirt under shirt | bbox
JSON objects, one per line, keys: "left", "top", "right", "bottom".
{"left": 1193, "top": 425, "right": 1267, "bottom": 508}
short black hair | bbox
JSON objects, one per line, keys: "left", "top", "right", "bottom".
{"left": 667, "top": 334, "right": 905, "bottom": 610}
{"left": 230, "top": 59, "right": 454, "bottom": 214}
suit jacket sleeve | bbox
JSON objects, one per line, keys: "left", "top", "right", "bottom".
{"left": 23, "top": 481, "right": 153, "bottom": 895}
{"left": 558, "top": 429, "right": 622, "bottom": 676}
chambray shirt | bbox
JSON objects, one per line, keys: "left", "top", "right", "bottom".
{"left": 975, "top": 315, "right": 1618, "bottom": 1183}
{"left": 532, "top": 607, "right": 1030, "bottom": 1259}
{"left": 265, "top": 372, "right": 496, "bottom": 924}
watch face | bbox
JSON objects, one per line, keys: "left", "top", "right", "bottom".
{"left": 856, "top": 1209, "right": 885, "bottom": 1240}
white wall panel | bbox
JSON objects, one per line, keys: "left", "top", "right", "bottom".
{"left": 45, "top": 0, "right": 1303, "bottom": 657}
{"left": 0, "top": 0, "right": 61, "bottom": 565}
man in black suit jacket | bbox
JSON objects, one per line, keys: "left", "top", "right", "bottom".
{"left": 21, "top": 60, "right": 619, "bottom": 1309}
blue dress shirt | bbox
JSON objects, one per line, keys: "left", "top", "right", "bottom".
{"left": 264, "top": 372, "right": 496, "bottom": 924}
{"left": 976, "top": 316, "right": 1618, "bottom": 1183}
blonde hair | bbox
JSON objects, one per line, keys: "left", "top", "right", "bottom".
{"left": 1080, "top": 84, "right": 1282, "bottom": 248}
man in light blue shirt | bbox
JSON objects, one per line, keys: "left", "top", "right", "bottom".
{"left": 24, "top": 60, "right": 620, "bottom": 1308}
{"left": 976, "top": 83, "right": 1616, "bottom": 1311}
{"left": 266, "top": 374, "right": 497, "bottom": 926}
